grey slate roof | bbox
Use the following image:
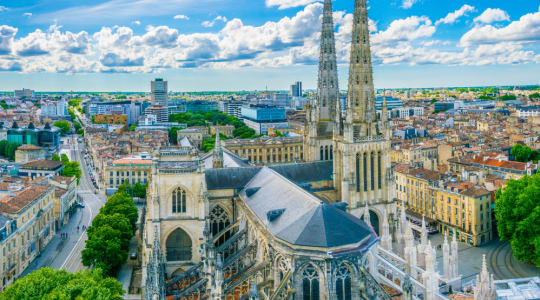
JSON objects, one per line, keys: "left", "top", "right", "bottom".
{"left": 204, "top": 161, "right": 333, "bottom": 190}
{"left": 201, "top": 148, "right": 250, "bottom": 169}
{"left": 239, "top": 167, "right": 375, "bottom": 249}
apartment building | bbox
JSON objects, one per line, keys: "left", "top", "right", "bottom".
{"left": 394, "top": 164, "right": 440, "bottom": 220}
{"left": 391, "top": 142, "right": 438, "bottom": 170}
{"left": 103, "top": 153, "right": 152, "bottom": 190}
{"left": 223, "top": 136, "right": 304, "bottom": 165}
{"left": 0, "top": 185, "right": 55, "bottom": 290}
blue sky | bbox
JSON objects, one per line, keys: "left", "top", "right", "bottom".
{"left": 0, "top": 0, "right": 539, "bottom": 91}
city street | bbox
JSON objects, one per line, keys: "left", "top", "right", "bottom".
{"left": 22, "top": 135, "right": 106, "bottom": 275}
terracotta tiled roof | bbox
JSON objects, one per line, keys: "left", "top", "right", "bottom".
{"left": 54, "top": 188, "right": 67, "bottom": 197}
{"left": 461, "top": 186, "right": 490, "bottom": 197}
{"left": 113, "top": 158, "right": 152, "bottom": 165}
{"left": 21, "top": 160, "right": 63, "bottom": 170}
{"left": 393, "top": 164, "right": 441, "bottom": 181}
{"left": 52, "top": 175, "right": 74, "bottom": 184}
{"left": 17, "top": 144, "right": 43, "bottom": 150}
{"left": 0, "top": 185, "right": 50, "bottom": 214}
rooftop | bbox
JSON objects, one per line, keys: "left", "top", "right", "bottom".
{"left": 0, "top": 185, "right": 50, "bottom": 214}
{"left": 21, "top": 160, "right": 63, "bottom": 170}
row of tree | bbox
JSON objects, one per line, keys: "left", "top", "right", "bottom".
{"left": 0, "top": 140, "right": 19, "bottom": 160}
{"left": 52, "top": 154, "right": 82, "bottom": 184}
{"left": 81, "top": 187, "right": 138, "bottom": 276}
{"left": 53, "top": 120, "right": 71, "bottom": 135}
{"left": 0, "top": 268, "right": 124, "bottom": 299}
{"left": 117, "top": 180, "right": 148, "bottom": 198}
{"left": 495, "top": 173, "right": 540, "bottom": 267}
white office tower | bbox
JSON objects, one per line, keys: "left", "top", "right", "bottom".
{"left": 151, "top": 78, "right": 168, "bottom": 107}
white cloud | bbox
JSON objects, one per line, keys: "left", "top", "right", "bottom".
{"left": 401, "top": 0, "right": 419, "bottom": 10}
{"left": 0, "top": 6, "right": 9, "bottom": 12}
{"left": 23, "top": 12, "right": 32, "bottom": 17}
{"left": 174, "top": 14, "right": 189, "bottom": 20}
{"left": 436, "top": 5, "right": 475, "bottom": 25}
{"left": 0, "top": 25, "right": 17, "bottom": 55}
{"left": 371, "top": 16, "right": 436, "bottom": 46}
{"left": 461, "top": 7, "right": 540, "bottom": 46}
{"left": 474, "top": 8, "right": 510, "bottom": 24}
{"left": 132, "top": 20, "right": 141, "bottom": 25}
{"left": 265, "top": 0, "right": 318, "bottom": 10}
{"left": 202, "top": 16, "right": 227, "bottom": 28}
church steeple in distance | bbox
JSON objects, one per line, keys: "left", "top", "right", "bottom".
{"left": 315, "top": 0, "right": 339, "bottom": 122}
{"left": 346, "top": 0, "right": 377, "bottom": 139}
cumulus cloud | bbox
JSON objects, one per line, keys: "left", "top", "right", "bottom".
{"left": 132, "top": 20, "right": 141, "bottom": 25}
{"left": 174, "top": 14, "right": 189, "bottom": 20}
{"left": 0, "top": 3, "right": 538, "bottom": 74}
{"left": 265, "top": 0, "right": 318, "bottom": 10}
{"left": 202, "top": 16, "right": 227, "bottom": 28}
{"left": 436, "top": 5, "right": 475, "bottom": 25}
{"left": 23, "top": 12, "right": 32, "bottom": 17}
{"left": 461, "top": 7, "right": 540, "bottom": 46}
{"left": 474, "top": 8, "right": 510, "bottom": 24}
{"left": 0, "top": 25, "right": 17, "bottom": 55}
{"left": 0, "top": 6, "right": 8, "bottom": 12}
{"left": 401, "top": 0, "right": 419, "bottom": 10}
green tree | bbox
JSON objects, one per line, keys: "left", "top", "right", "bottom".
{"left": 201, "top": 133, "right": 228, "bottom": 152}
{"left": 82, "top": 225, "right": 128, "bottom": 276}
{"left": 0, "top": 267, "right": 124, "bottom": 300}
{"left": 4, "top": 142, "right": 18, "bottom": 160}
{"left": 128, "top": 123, "right": 138, "bottom": 131}
{"left": 62, "top": 161, "right": 82, "bottom": 184}
{"left": 101, "top": 191, "right": 138, "bottom": 232}
{"left": 51, "top": 153, "right": 60, "bottom": 161}
{"left": 0, "top": 140, "right": 7, "bottom": 156}
{"left": 168, "top": 126, "right": 180, "bottom": 145}
{"left": 511, "top": 144, "right": 538, "bottom": 163}
{"left": 89, "top": 213, "right": 132, "bottom": 250}
{"left": 530, "top": 92, "right": 540, "bottom": 99}
{"left": 500, "top": 94, "right": 517, "bottom": 101}
{"left": 61, "top": 153, "right": 70, "bottom": 164}
{"left": 133, "top": 182, "right": 147, "bottom": 198}
{"left": 495, "top": 173, "right": 540, "bottom": 267}
{"left": 0, "top": 100, "right": 8, "bottom": 110}
{"left": 53, "top": 120, "right": 71, "bottom": 135}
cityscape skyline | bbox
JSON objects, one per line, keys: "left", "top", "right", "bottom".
{"left": 0, "top": 0, "right": 539, "bottom": 91}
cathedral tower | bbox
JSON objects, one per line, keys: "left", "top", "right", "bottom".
{"left": 333, "top": 0, "right": 395, "bottom": 233}
{"left": 304, "top": 0, "right": 339, "bottom": 162}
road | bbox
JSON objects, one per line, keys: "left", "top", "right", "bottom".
{"left": 488, "top": 238, "right": 539, "bottom": 280}
{"left": 22, "top": 135, "right": 106, "bottom": 275}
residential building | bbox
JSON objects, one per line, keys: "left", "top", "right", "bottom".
{"left": 394, "top": 164, "right": 440, "bottom": 221}
{"left": 87, "top": 100, "right": 141, "bottom": 124}
{"left": 18, "top": 160, "right": 64, "bottom": 180}
{"left": 517, "top": 105, "right": 540, "bottom": 118}
{"left": 103, "top": 153, "right": 152, "bottom": 191}
{"left": 210, "top": 125, "right": 234, "bottom": 137}
{"left": 14, "top": 145, "right": 46, "bottom": 163}
{"left": 144, "top": 105, "right": 168, "bottom": 123}
{"left": 48, "top": 175, "right": 77, "bottom": 229}
{"left": 392, "top": 142, "right": 438, "bottom": 170}
{"left": 0, "top": 185, "right": 55, "bottom": 289}
{"left": 14, "top": 89, "right": 34, "bottom": 99}
{"left": 449, "top": 154, "right": 538, "bottom": 179}
{"left": 151, "top": 78, "right": 168, "bottom": 107}
{"left": 218, "top": 100, "right": 243, "bottom": 118}
{"left": 223, "top": 136, "right": 303, "bottom": 165}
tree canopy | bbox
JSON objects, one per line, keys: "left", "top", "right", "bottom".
{"left": 82, "top": 189, "right": 138, "bottom": 276}
{"left": 0, "top": 267, "right": 124, "bottom": 300}
{"left": 53, "top": 120, "right": 71, "bottom": 135}
{"left": 201, "top": 133, "right": 228, "bottom": 152}
{"left": 0, "top": 140, "right": 19, "bottom": 160}
{"left": 495, "top": 173, "right": 540, "bottom": 267}
{"left": 51, "top": 153, "right": 60, "bottom": 161}
{"left": 511, "top": 144, "right": 540, "bottom": 163}
{"left": 169, "top": 111, "right": 258, "bottom": 139}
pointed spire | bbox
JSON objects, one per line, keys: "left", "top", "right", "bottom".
{"left": 381, "top": 207, "right": 392, "bottom": 250}
{"left": 420, "top": 216, "right": 428, "bottom": 246}
{"left": 382, "top": 90, "right": 388, "bottom": 122}
{"left": 315, "top": 0, "right": 339, "bottom": 122}
{"left": 345, "top": 0, "right": 377, "bottom": 139}
{"left": 213, "top": 128, "right": 224, "bottom": 168}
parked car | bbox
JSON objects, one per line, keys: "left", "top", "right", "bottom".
{"left": 130, "top": 251, "right": 137, "bottom": 259}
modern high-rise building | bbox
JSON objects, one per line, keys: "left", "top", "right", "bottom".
{"left": 290, "top": 81, "right": 302, "bottom": 97}
{"left": 151, "top": 78, "right": 168, "bottom": 107}
{"left": 14, "top": 88, "right": 34, "bottom": 99}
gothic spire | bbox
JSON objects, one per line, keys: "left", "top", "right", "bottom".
{"left": 315, "top": 0, "right": 339, "bottom": 122}
{"left": 213, "top": 128, "right": 224, "bottom": 168}
{"left": 346, "top": 0, "right": 377, "bottom": 138}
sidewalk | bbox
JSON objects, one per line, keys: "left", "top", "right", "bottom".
{"left": 22, "top": 205, "right": 88, "bottom": 276}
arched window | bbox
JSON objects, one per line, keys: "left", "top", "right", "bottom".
{"left": 325, "top": 146, "right": 329, "bottom": 161}
{"left": 330, "top": 145, "right": 333, "bottom": 160}
{"left": 302, "top": 265, "right": 320, "bottom": 300}
{"left": 209, "top": 205, "right": 231, "bottom": 247}
{"left": 320, "top": 147, "right": 324, "bottom": 161}
{"left": 172, "top": 187, "right": 187, "bottom": 214}
{"left": 336, "top": 264, "right": 352, "bottom": 300}
{"left": 166, "top": 228, "right": 192, "bottom": 261}
{"left": 355, "top": 153, "right": 360, "bottom": 192}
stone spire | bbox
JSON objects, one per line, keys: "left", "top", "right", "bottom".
{"left": 442, "top": 234, "right": 450, "bottom": 280}
{"left": 404, "top": 222, "right": 417, "bottom": 278}
{"left": 381, "top": 91, "right": 388, "bottom": 122}
{"left": 345, "top": 0, "right": 377, "bottom": 140}
{"left": 213, "top": 128, "right": 224, "bottom": 168}
{"left": 474, "top": 255, "right": 495, "bottom": 300}
{"left": 380, "top": 207, "right": 392, "bottom": 251}
{"left": 423, "top": 241, "right": 440, "bottom": 300}
{"left": 417, "top": 216, "right": 429, "bottom": 268}
{"left": 450, "top": 230, "right": 459, "bottom": 279}
{"left": 315, "top": 0, "right": 339, "bottom": 122}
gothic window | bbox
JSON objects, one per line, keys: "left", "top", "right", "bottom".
{"left": 356, "top": 153, "right": 360, "bottom": 192}
{"left": 166, "top": 227, "right": 192, "bottom": 261}
{"left": 363, "top": 153, "right": 368, "bottom": 192}
{"left": 209, "top": 205, "right": 231, "bottom": 247}
{"left": 325, "top": 146, "right": 329, "bottom": 161}
{"left": 172, "top": 187, "right": 187, "bottom": 214}
{"left": 377, "top": 152, "right": 382, "bottom": 189}
{"left": 320, "top": 147, "right": 324, "bottom": 161}
{"left": 336, "top": 264, "right": 352, "bottom": 300}
{"left": 302, "top": 265, "right": 320, "bottom": 300}
{"left": 370, "top": 152, "right": 375, "bottom": 190}
{"left": 330, "top": 145, "right": 333, "bottom": 160}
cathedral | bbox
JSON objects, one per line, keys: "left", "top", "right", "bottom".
{"left": 141, "top": 0, "right": 455, "bottom": 299}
